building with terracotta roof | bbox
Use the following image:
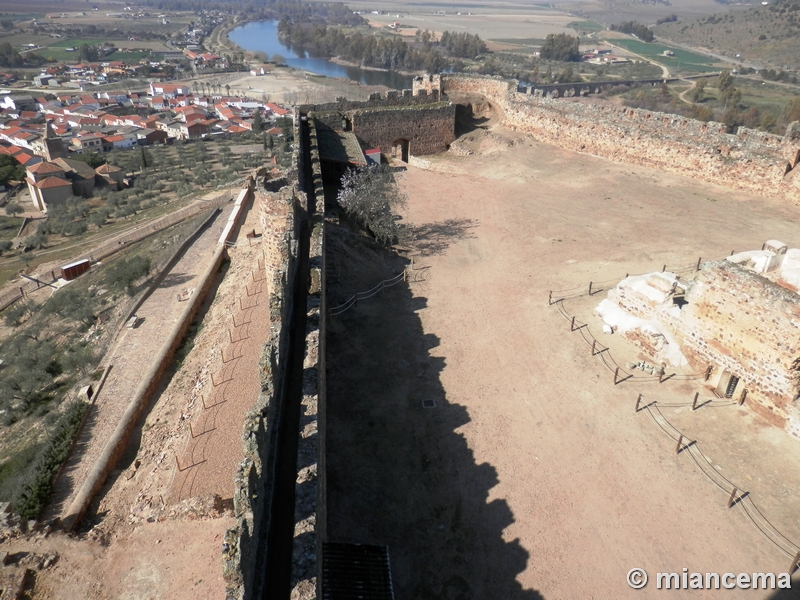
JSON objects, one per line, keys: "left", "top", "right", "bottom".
{"left": 95, "top": 162, "right": 124, "bottom": 189}
{"left": 29, "top": 175, "right": 73, "bottom": 211}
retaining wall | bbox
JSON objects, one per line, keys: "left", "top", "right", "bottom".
{"left": 427, "top": 74, "right": 800, "bottom": 202}
{"left": 61, "top": 185, "right": 252, "bottom": 530}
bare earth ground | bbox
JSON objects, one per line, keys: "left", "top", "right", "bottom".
{"left": 3, "top": 197, "right": 270, "bottom": 599}
{"left": 214, "top": 69, "right": 386, "bottom": 105}
{"left": 326, "top": 125, "right": 800, "bottom": 599}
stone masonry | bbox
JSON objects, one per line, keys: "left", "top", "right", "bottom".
{"left": 300, "top": 90, "right": 455, "bottom": 160}
{"left": 414, "top": 74, "right": 800, "bottom": 203}
{"left": 599, "top": 261, "right": 800, "bottom": 437}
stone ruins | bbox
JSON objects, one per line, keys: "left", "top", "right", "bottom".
{"left": 596, "top": 241, "right": 800, "bottom": 438}
{"left": 413, "top": 74, "right": 800, "bottom": 202}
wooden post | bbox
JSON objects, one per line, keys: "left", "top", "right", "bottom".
{"left": 613, "top": 367, "right": 619, "bottom": 384}
{"left": 727, "top": 486, "right": 738, "bottom": 508}
{"left": 662, "top": 264, "right": 666, "bottom": 272}
{"left": 731, "top": 250, "right": 735, "bottom": 256}
{"left": 635, "top": 394, "right": 642, "bottom": 413}
{"left": 588, "top": 281, "right": 593, "bottom": 295}
{"left": 705, "top": 365, "right": 712, "bottom": 381}
{"left": 696, "top": 257, "right": 701, "bottom": 271}
{"left": 658, "top": 369, "right": 664, "bottom": 383}
{"left": 739, "top": 389, "right": 747, "bottom": 406}
{"left": 789, "top": 551, "right": 800, "bottom": 574}
{"left": 591, "top": 339, "right": 596, "bottom": 356}
{"left": 570, "top": 316, "right": 575, "bottom": 331}
{"left": 548, "top": 290, "right": 552, "bottom": 305}
{"left": 692, "top": 392, "right": 699, "bottom": 411}
{"left": 675, "top": 434, "right": 684, "bottom": 454}
{"left": 403, "top": 269, "right": 407, "bottom": 282}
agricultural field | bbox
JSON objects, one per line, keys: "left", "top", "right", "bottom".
{"left": 605, "top": 37, "right": 723, "bottom": 74}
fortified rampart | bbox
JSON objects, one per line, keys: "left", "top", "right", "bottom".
{"left": 222, "top": 114, "right": 327, "bottom": 600}
{"left": 222, "top": 176, "right": 302, "bottom": 598}
{"left": 300, "top": 90, "right": 455, "bottom": 160}
{"left": 415, "top": 74, "right": 800, "bottom": 202}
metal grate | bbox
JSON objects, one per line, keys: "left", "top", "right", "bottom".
{"left": 322, "top": 542, "right": 395, "bottom": 600}
{"left": 422, "top": 399, "right": 436, "bottom": 408}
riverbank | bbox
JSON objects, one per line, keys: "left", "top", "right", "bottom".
{"left": 223, "top": 19, "right": 415, "bottom": 89}
{"left": 327, "top": 56, "right": 421, "bottom": 79}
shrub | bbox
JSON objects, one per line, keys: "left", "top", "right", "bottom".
{"left": 105, "top": 255, "right": 151, "bottom": 294}
{"left": 337, "top": 165, "right": 407, "bottom": 245}
{"left": 13, "top": 401, "right": 89, "bottom": 520}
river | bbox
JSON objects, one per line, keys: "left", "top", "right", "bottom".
{"left": 228, "top": 21, "right": 414, "bottom": 90}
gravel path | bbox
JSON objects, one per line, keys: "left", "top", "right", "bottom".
{"left": 45, "top": 205, "right": 233, "bottom": 523}
{"left": 169, "top": 202, "right": 271, "bottom": 503}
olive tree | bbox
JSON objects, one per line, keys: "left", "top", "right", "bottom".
{"left": 337, "top": 164, "right": 407, "bottom": 245}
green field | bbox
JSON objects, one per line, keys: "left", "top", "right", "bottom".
{"left": 569, "top": 20, "right": 604, "bottom": 33}
{"left": 49, "top": 37, "right": 112, "bottom": 48}
{"left": 607, "top": 38, "right": 722, "bottom": 73}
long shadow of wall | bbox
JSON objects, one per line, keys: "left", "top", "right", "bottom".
{"left": 325, "top": 219, "right": 544, "bottom": 599}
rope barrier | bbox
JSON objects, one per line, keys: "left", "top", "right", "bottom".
{"left": 553, "top": 297, "right": 704, "bottom": 383}
{"left": 548, "top": 261, "right": 702, "bottom": 304}
{"left": 329, "top": 270, "right": 408, "bottom": 316}
{"left": 641, "top": 401, "right": 800, "bottom": 562}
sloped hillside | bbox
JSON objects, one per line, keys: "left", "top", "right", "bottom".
{"left": 655, "top": 0, "right": 800, "bottom": 70}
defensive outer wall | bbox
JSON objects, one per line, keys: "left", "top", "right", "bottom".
{"left": 413, "top": 74, "right": 800, "bottom": 203}
{"left": 300, "top": 90, "right": 455, "bottom": 159}
{"left": 222, "top": 113, "right": 326, "bottom": 600}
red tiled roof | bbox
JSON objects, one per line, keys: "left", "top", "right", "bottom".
{"left": 27, "top": 161, "right": 63, "bottom": 174}
{"left": 35, "top": 176, "right": 71, "bottom": 189}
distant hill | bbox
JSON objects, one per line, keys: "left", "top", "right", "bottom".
{"left": 655, "top": 0, "right": 800, "bottom": 71}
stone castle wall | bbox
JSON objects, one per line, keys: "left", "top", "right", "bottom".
{"left": 350, "top": 103, "right": 456, "bottom": 157}
{"left": 222, "top": 176, "right": 301, "bottom": 600}
{"left": 423, "top": 74, "right": 800, "bottom": 202}
{"left": 676, "top": 261, "right": 800, "bottom": 429}
{"left": 300, "top": 86, "right": 455, "bottom": 159}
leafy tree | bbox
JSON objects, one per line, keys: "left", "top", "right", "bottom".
{"left": 88, "top": 208, "right": 110, "bottom": 228}
{"left": 337, "top": 165, "right": 407, "bottom": 245}
{"left": 556, "top": 65, "right": 574, "bottom": 83}
{"left": 42, "top": 287, "right": 95, "bottom": 326}
{"left": 3, "top": 300, "right": 38, "bottom": 327}
{"left": 690, "top": 78, "right": 707, "bottom": 103}
{"left": 540, "top": 34, "right": 580, "bottom": 62}
{"left": 272, "top": 54, "right": 286, "bottom": 66}
{"left": 5, "top": 202, "right": 23, "bottom": 216}
{"left": 609, "top": 21, "right": 655, "bottom": 42}
{"left": 252, "top": 110, "right": 264, "bottom": 133}
{"left": 717, "top": 70, "right": 734, "bottom": 92}
{"left": 78, "top": 43, "right": 99, "bottom": 62}
{"left": 0, "top": 240, "right": 12, "bottom": 255}
{"left": 105, "top": 255, "right": 151, "bottom": 294}
{"left": 71, "top": 152, "right": 106, "bottom": 168}
{"left": 0, "top": 155, "right": 24, "bottom": 185}
{"left": 0, "top": 20, "right": 14, "bottom": 30}
{"left": 784, "top": 98, "right": 800, "bottom": 123}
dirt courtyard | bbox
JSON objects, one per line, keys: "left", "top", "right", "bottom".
{"left": 325, "top": 125, "right": 800, "bottom": 599}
